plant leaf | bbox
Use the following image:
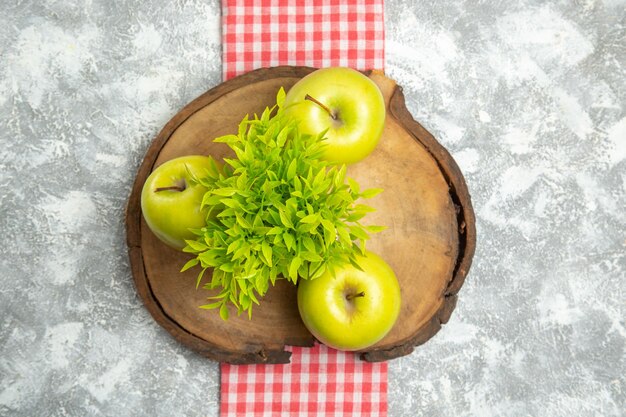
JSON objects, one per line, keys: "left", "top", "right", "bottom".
{"left": 299, "top": 213, "right": 319, "bottom": 224}
{"left": 276, "top": 87, "right": 286, "bottom": 108}
{"left": 360, "top": 188, "right": 383, "bottom": 199}
{"left": 219, "top": 303, "right": 230, "bottom": 321}
{"left": 180, "top": 258, "right": 199, "bottom": 272}
{"left": 347, "top": 177, "right": 360, "bottom": 194}
{"left": 261, "top": 241, "right": 273, "bottom": 267}
{"left": 289, "top": 256, "right": 302, "bottom": 282}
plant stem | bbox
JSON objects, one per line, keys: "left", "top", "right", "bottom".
{"left": 305, "top": 94, "right": 337, "bottom": 120}
{"left": 154, "top": 185, "right": 185, "bottom": 192}
{"left": 346, "top": 291, "right": 365, "bottom": 300}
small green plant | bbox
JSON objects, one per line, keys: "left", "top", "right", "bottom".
{"left": 182, "top": 88, "right": 385, "bottom": 320}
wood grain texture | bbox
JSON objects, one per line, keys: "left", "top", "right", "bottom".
{"left": 125, "top": 66, "right": 476, "bottom": 364}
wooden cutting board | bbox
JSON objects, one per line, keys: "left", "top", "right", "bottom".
{"left": 125, "top": 66, "right": 476, "bottom": 364}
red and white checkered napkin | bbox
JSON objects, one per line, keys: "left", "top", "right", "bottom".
{"left": 221, "top": 343, "right": 388, "bottom": 417}
{"left": 221, "top": 0, "right": 385, "bottom": 80}
{"left": 220, "top": 1, "right": 386, "bottom": 415}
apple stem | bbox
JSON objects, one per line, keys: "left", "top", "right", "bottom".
{"left": 346, "top": 291, "right": 365, "bottom": 300}
{"left": 154, "top": 185, "right": 185, "bottom": 192}
{"left": 304, "top": 94, "right": 338, "bottom": 120}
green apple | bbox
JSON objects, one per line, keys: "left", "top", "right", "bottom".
{"left": 283, "top": 67, "right": 386, "bottom": 165}
{"left": 297, "top": 251, "right": 401, "bottom": 351}
{"left": 141, "top": 155, "right": 219, "bottom": 250}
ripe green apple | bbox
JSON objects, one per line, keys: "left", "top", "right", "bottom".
{"left": 141, "top": 155, "right": 218, "bottom": 250}
{"left": 297, "top": 251, "right": 401, "bottom": 351}
{"left": 283, "top": 67, "right": 386, "bottom": 165}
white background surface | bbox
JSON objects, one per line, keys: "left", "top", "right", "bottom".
{"left": 0, "top": 0, "right": 624, "bottom": 415}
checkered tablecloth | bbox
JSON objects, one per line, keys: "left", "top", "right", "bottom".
{"left": 221, "top": 344, "right": 388, "bottom": 417}
{"left": 221, "top": 0, "right": 385, "bottom": 80}
{"left": 220, "top": 0, "right": 386, "bottom": 415}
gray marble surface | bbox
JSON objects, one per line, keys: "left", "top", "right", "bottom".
{"left": 1, "top": 0, "right": 624, "bottom": 416}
